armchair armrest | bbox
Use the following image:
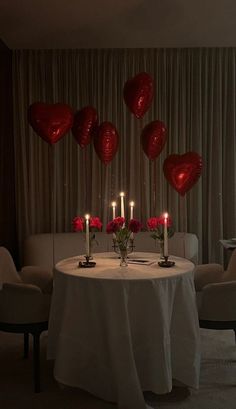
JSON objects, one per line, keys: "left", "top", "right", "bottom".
{"left": 194, "top": 263, "right": 224, "bottom": 291}
{"left": 20, "top": 266, "right": 53, "bottom": 294}
{"left": 2, "top": 282, "right": 41, "bottom": 294}
{"left": 0, "top": 282, "right": 51, "bottom": 324}
{"left": 198, "top": 281, "right": 236, "bottom": 321}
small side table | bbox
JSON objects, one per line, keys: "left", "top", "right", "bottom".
{"left": 219, "top": 240, "right": 236, "bottom": 268}
{"left": 219, "top": 239, "right": 236, "bottom": 251}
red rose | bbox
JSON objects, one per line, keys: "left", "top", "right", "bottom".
{"left": 106, "top": 221, "right": 113, "bottom": 234}
{"left": 106, "top": 217, "right": 125, "bottom": 234}
{"left": 128, "top": 219, "right": 142, "bottom": 233}
{"left": 147, "top": 217, "right": 159, "bottom": 230}
{"left": 72, "top": 216, "right": 84, "bottom": 232}
{"left": 113, "top": 217, "right": 125, "bottom": 227}
{"left": 158, "top": 215, "right": 172, "bottom": 227}
{"left": 90, "top": 217, "right": 102, "bottom": 230}
{"left": 106, "top": 220, "right": 119, "bottom": 234}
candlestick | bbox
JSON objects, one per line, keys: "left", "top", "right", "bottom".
{"left": 120, "top": 192, "right": 125, "bottom": 218}
{"left": 85, "top": 214, "right": 90, "bottom": 257}
{"left": 111, "top": 201, "right": 117, "bottom": 219}
{"left": 163, "top": 212, "right": 168, "bottom": 257}
{"left": 129, "top": 201, "right": 134, "bottom": 220}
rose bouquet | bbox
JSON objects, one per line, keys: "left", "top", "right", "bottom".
{"left": 73, "top": 216, "right": 102, "bottom": 233}
{"left": 106, "top": 217, "right": 142, "bottom": 251}
{"left": 72, "top": 216, "right": 102, "bottom": 256}
{"left": 146, "top": 215, "right": 174, "bottom": 241}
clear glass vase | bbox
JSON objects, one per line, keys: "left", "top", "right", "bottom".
{"left": 113, "top": 238, "right": 134, "bottom": 259}
{"left": 119, "top": 248, "right": 128, "bottom": 267}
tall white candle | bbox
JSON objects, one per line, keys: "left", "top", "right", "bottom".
{"left": 120, "top": 192, "right": 125, "bottom": 218}
{"left": 85, "top": 214, "right": 90, "bottom": 257}
{"left": 163, "top": 212, "right": 168, "bottom": 257}
{"left": 111, "top": 201, "right": 116, "bottom": 219}
{"left": 129, "top": 201, "right": 134, "bottom": 220}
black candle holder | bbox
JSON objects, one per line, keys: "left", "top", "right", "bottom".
{"left": 158, "top": 256, "right": 175, "bottom": 268}
{"left": 78, "top": 255, "right": 96, "bottom": 268}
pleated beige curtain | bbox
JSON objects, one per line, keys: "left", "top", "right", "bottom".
{"left": 12, "top": 48, "right": 236, "bottom": 263}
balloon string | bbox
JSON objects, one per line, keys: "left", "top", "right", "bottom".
{"left": 84, "top": 148, "right": 88, "bottom": 211}
{"left": 179, "top": 195, "right": 187, "bottom": 233}
{"left": 51, "top": 145, "right": 56, "bottom": 268}
{"left": 139, "top": 117, "right": 144, "bottom": 132}
{"left": 153, "top": 159, "right": 157, "bottom": 215}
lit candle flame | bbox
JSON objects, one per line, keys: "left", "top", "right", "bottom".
{"left": 85, "top": 214, "right": 90, "bottom": 257}
{"left": 111, "top": 202, "right": 117, "bottom": 219}
{"left": 163, "top": 212, "right": 168, "bottom": 257}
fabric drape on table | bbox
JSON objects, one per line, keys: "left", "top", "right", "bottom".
{"left": 12, "top": 48, "right": 236, "bottom": 263}
{"left": 47, "top": 253, "right": 200, "bottom": 409}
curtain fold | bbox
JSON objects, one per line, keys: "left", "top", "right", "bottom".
{"left": 12, "top": 48, "right": 236, "bottom": 263}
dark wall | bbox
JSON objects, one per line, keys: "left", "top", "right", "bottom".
{"left": 0, "top": 39, "right": 18, "bottom": 262}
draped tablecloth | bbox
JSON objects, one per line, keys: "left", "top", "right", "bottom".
{"left": 47, "top": 252, "right": 200, "bottom": 409}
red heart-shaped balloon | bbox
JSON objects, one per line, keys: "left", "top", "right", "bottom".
{"left": 72, "top": 106, "right": 98, "bottom": 148}
{"left": 163, "top": 152, "right": 203, "bottom": 196}
{"left": 93, "top": 122, "right": 119, "bottom": 165}
{"left": 28, "top": 102, "right": 74, "bottom": 144}
{"left": 123, "top": 72, "right": 154, "bottom": 119}
{"left": 141, "top": 120, "right": 167, "bottom": 160}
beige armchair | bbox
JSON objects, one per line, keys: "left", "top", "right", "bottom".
{"left": 194, "top": 249, "right": 236, "bottom": 338}
{"left": 0, "top": 246, "right": 53, "bottom": 392}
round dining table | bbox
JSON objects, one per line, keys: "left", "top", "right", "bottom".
{"left": 47, "top": 252, "right": 200, "bottom": 409}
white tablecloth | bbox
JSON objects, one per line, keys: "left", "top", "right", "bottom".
{"left": 48, "top": 252, "right": 200, "bottom": 409}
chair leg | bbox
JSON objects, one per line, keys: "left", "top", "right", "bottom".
{"left": 33, "top": 332, "right": 41, "bottom": 393}
{"left": 24, "top": 333, "right": 29, "bottom": 358}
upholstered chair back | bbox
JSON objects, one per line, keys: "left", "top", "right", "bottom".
{"left": 23, "top": 231, "right": 199, "bottom": 268}
{"left": 223, "top": 248, "right": 236, "bottom": 281}
{"left": 0, "top": 247, "right": 21, "bottom": 286}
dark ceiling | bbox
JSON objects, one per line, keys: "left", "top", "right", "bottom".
{"left": 0, "top": 0, "right": 236, "bottom": 49}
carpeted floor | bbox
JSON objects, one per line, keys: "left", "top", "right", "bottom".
{"left": 0, "top": 328, "right": 236, "bottom": 409}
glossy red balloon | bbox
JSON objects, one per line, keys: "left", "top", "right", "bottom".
{"left": 141, "top": 120, "right": 167, "bottom": 160}
{"left": 72, "top": 106, "right": 98, "bottom": 148}
{"left": 28, "top": 102, "right": 74, "bottom": 144}
{"left": 163, "top": 152, "right": 203, "bottom": 196}
{"left": 93, "top": 122, "right": 119, "bottom": 165}
{"left": 123, "top": 72, "right": 154, "bottom": 119}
